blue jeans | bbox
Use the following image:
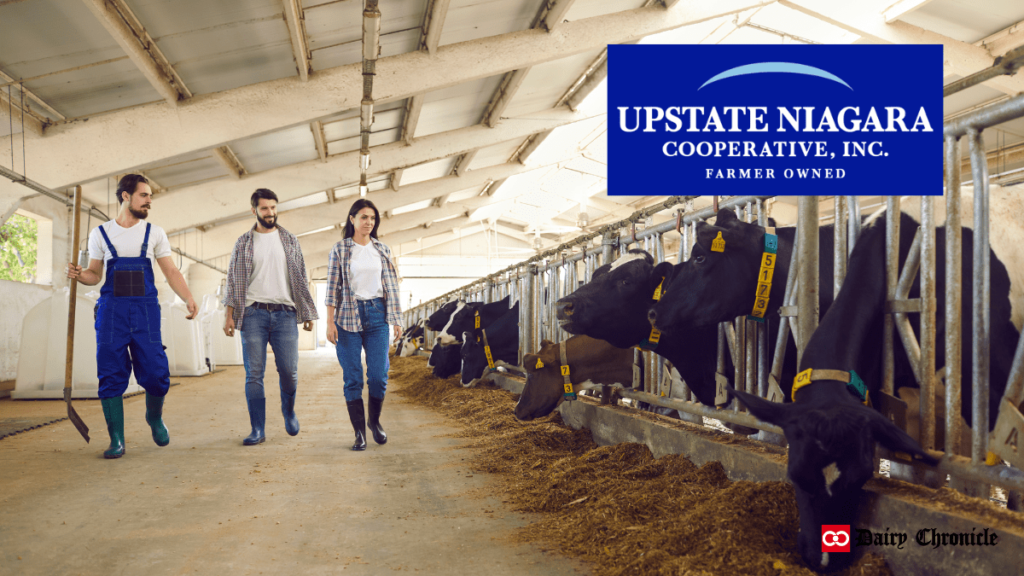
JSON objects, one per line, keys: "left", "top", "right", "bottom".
{"left": 336, "top": 298, "right": 390, "bottom": 402}
{"left": 240, "top": 306, "right": 299, "bottom": 401}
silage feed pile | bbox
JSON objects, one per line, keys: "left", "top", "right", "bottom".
{"left": 389, "top": 354, "right": 891, "bottom": 576}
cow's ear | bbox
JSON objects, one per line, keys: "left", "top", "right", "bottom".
{"left": 524, "top": 353, "right": 541, "bottom": 373}
{"left": 499, "top": 294, "right": 511, "bottom": 307}
{"left": 592, "top": 263, "right": 611, "bottom": 280}
{"left": 652, "top": 261, "right": 675, "bottom": 288}
{"left": 870, "top": 411, "right": 940, "bottom": 466}
{"left": 712, "top": 208, "right": 739, "bottom": 227}
{"left": 731, "top": 389, "right": 793, "bottom": 427}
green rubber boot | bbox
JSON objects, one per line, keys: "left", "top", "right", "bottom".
{"left": 101, "top": 396, "right": 126, "bottom": 459}
{"left": 145, "top": 392, "right": 170, "bottom": 447}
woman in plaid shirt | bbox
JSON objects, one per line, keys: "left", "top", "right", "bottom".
{"left": 325, "top": 199, "right": 403, "bottom": 451}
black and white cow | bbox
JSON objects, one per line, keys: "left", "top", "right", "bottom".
{"left": 729, "top": 207, "right": 1019, "bottom": 571}
{"left": 396, "top": 319, "right": 425, "bottom": 357}
{"left": 648, "top": 208, "right": 840, "bottom": 403}
{"left": 444, "top": 295, "right": 512, "bottom": 346}
{"left": 554, "top": 249, "right": 758, "bottom": 432}
{"left": 425, "top": 299, "right": 465, "bottom": 368}
{"left": 459, "top": 301, "right": 520, "bottom": 387}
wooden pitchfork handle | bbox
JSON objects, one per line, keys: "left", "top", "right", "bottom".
{"left": 65, "top": 185, "right": 90, "bottom": 442}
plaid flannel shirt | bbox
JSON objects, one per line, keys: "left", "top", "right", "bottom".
{"left": 325, "top": 237, "right": 402, "bottom": 332}
{"left": 223, "top": 224, "right": 318, "bottom": 331}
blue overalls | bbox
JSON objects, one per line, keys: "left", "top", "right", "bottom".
{"left": 95, "top": 223, "right": 171, "bottom": 399}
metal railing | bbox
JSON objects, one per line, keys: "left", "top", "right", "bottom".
{"left": 398, "top": 94, "right": 1024, "bottom": 504}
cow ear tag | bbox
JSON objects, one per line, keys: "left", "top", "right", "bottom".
{"left": 474, "top": 313, "right": 481, "bottom": 329}
{"left": 711, "top": 231, "right": 726, "bottom": 252}
{"left": 535, "top": 358, "right": 544, "bottom": 369}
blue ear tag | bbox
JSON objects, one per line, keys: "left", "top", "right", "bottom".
{"left": 847, "top": 370, "right": 868, "bottom": 405}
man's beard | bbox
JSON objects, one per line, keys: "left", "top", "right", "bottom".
{"left": 257, "top": 215, "right": 277, "bottom": 229}
{"left": 129, "top": 206, "right": 150, "bottom": 219}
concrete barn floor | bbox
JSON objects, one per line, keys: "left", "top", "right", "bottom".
{"left": 0, "top": 350, "right": 589, "bottom": 576}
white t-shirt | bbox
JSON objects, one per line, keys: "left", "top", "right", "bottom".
{"left": 245, "top": 229, "right": 295, "bottom": 307}
{"left": 88, "top": 220, "right": 172, "bottom": 268}
{"left": 350, "top": 241, "right": 384, "bottom": 300}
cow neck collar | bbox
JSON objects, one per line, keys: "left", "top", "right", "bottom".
{"left": 560, "top": 340, "right": 576, "bottom": 401}
{"left": 747, "top": 227, "right": 779, "bottom": 323}
{"left": 478, "top": 328, "right": 497, "bottom": 371}
{"left": 791, "top": 367, "right": 870, "bottom": 407}
{"left": 635, "top": 277, "right": 666, "bottom": 352}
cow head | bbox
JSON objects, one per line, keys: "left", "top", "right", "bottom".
{"left": 425, "top": 300, "right": 462, "bottom": 331}
{"left": 651, "top": 209, "right": 771, "bottom": 332}
{"left": 447, "top": 295, "right": 511, "bottom": 343}
{"left": 459, "top": 302, "right": 519, "bottom": 387}
{"left": 434, "top": 301, "right": 469, "bottom": 346}
{"left": 515, "top": 336, "right": 633, "bottom": 421}
{"left": 730, "top": 387, "right": 938, "bottom": 571}
{"left": 398, "top": 321, "right": 425, "bottom": 357}
{"left": 555, "top": 250, "right": 675, "bottom": 349}
{"left": 428, "top": 341, "right": 462, "bottom": 378}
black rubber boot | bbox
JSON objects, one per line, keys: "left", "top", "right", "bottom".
{"left": 367, "top": 395, "right": 387, "bottom": 445}
{"left": 101, "top": 396, "right": 126, "bottom": 459}
{"left": 346, "top": 399, "right": 367, "bottom": 451}
{"left": 145, "top": 392, "right": 170, "bottom": 447}
{"left": 281, "top": 391, "right": 300, "bottom": 436}
{"left": 243, "top": 397, "right": 266, "bottom": 445}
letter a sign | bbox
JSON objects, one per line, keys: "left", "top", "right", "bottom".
{"left": 990, "top": 398, "right": 1024, "bottom": 469}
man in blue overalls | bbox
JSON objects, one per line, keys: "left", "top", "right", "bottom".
{"left": 67, "top": 174, "right": 199, "bottom": 459}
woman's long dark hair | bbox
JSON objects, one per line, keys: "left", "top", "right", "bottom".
{"left": 343, "top": 199, "right": 381, "bottom": 239}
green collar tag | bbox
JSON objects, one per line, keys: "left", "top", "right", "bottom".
{"left": 846, "top": 370, "right": 867, "bottom": 403}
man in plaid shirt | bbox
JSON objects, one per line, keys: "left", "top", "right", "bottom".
{"left": 223, "top": 189, "right": 318, "bottom": 446}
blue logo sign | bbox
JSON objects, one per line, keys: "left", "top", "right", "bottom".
{"left": 607, "top": 45, "right": 943, "bottom": 196}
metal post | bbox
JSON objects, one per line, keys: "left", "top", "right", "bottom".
{"left": 921, "top": 196, "right": 937, "bottom": 451}
{"left": 745, "top": 203, "right": 756, "bottom": 399}
{"left": 884, "top": 197, "right": 900, "bottom": 397}
{"left": 834, "top": 196, "right": 848, "bottom": 298}
{"left": 847, "top": 196, "right": 861, "bottom": 257}
{"left": 523, "top": 269, "right": 534, "bottom": 360}
{"left": 796, "top": 196, "right": 819, "bottom": 367}
{"left": 945, "top": 136, "right": 966, "bottom": 488}
{"left": 969, "top": 129, "right": 990, "bottom": 497}
{"left": 602, "top": 231, "right": 615, "bottom": 268}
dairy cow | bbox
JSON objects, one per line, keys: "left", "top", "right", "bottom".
{"left": 515, "top": 335, "right": 635, "bottom": 421}
{"left": 554, "top": 250, "right": 758, "bottom": 433}
{"left": 443, "top": 295, "right": 512, "bottom": 345}
{"left": 727, "top": 207, "right": 1020, "bottom": 571}
{"left": 459, "top": 302, "right": 520, "bottom": 387}
{"left": 425, "top": 299, "right": 464, "bottom": 368}
{"left": 396, "top": 319, "right": 425, "bottom": 357}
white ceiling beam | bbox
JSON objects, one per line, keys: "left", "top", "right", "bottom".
{"left": 436, "top": 193, "right": 453, "bottom": 208}
{"left": 9, "top": 0, "right": 767, "bottom": 191}
{"left": 390, "top": 169, "right": 404, "bottom": 190}
{"left": 420, "top": 0, "right": 452, "bottom": 55}
{"left": 392, "top": 224, "right": 488, "bottom": 257}
{"left": 81, "top": 0, "right": 189, "bottom": 106}
{"left": 198, "top": 152, "right": 582, "bottom": 256}
{"left": 212, "top": 146, "right": 247, "bottom": 179}
{"left": 151, "top": 106, "right": 600, "bottom": 235}
{"left": 881, "top": 0, "right": 939, "bottom": 24}
{"left": 514, "top": 129, "right": 555, "bottom": 164}
{"left": 282, "top": 0, "right": 311, "bottom": 81}
{"left": 311, "top": 121, "right": 328, "bottom": 161}
{"left": 482, "top": 68, "right": 530, "bottom": 128}
{"left": 454, "top": 150, "right": 477, "bottom": 175}
{"left": 539, "top": 0, "right": 579, "bottom": 32}
{"left": 976, "top": 18, "right": 1024, "bottom": 58}
{"left": 780, "top": 0, "right": 1024, "bottom": 95}
{"left": 401, "top": 95, "right": 424, "bottom": 145}
{"left": 566, "top": 57, "right": 606, "bottom": 111}
{"left": 0, "top": 70, "right": 64, "bottom": 122}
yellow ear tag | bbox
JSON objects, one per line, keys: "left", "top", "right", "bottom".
{"left": 652, "top": 278, "right": 664, "bottom": 301}
{"left": 535, "top": 358, "right": 545, "bottom": 369}
{"left": 474, "top": 314, "right": 481, "bottom": 329}
{"left": 711, "top": 231, "right": 726, "bottom": 252}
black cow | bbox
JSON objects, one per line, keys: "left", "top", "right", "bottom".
{"left": 443, "top": 295, "right": 512, "bottom": 345}
{"left": 426, "top": 299, "right": 465, "bottom": 368}
{"left": 730, "top": 208, "right": 1018, "bottom": 571}
{"left": 459, "top": 301, "right": 520, "bottom": 387}
{"left": 554, "top": 249, "right": 756, "bottom": 433}
{"left": 649, "top": 208, "right": 840, "bottom": 403}
{"left": 428, "top": 341, "right": 462, "bottom": 379}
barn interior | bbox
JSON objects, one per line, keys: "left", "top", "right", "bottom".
{"left": 2, "top": 1, "right": 1024, "bottom": 575}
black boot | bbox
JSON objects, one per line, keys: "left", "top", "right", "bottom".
{"left": 367, "top": 395, "right": 387, "bottom": 445}
{"left": 244, "top": 397, "right": 266, "bottom": 445}
{"left": 281, "top": 391, "right": 300, "bottom": 436}
{"left": 145, "top": 392, "right": 170, "bottom": 446}
{"left": 101, "top": 396, "right": 125, "bottom": 459}
{"left": 346, "top": 399, "right": 367, "bottom": 451}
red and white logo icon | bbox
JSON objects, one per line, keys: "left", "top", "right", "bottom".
{"left": 822, "top": 525, "right": 851, "bottom": 553}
